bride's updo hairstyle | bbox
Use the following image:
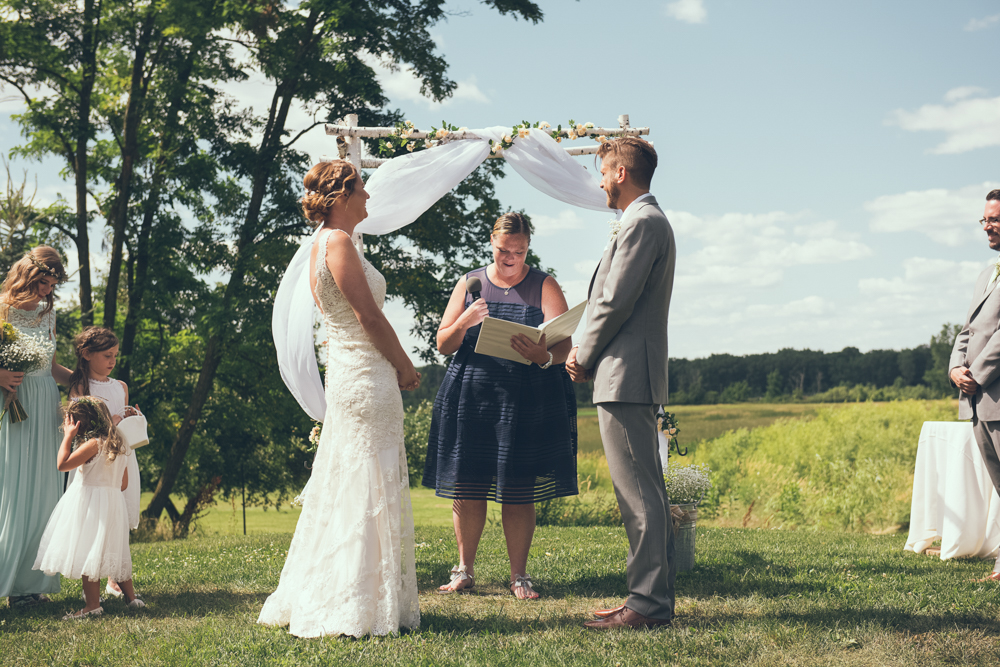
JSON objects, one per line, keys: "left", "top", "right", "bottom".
{"left": 301, "top": 160, "right": 360, "bottom": 227}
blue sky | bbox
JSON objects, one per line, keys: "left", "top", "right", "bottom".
{"left": 3, "top": 0, "right": 1000, "bottom": 361}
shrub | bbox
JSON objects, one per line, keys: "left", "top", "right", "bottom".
{"left": 693, "top": 399, "right": 957, "bottom": 532}
{"left": 404, "top": 399, "right": 433, "bottom": 486}
{"left": 535, "top": 491, "right": 622, "bottom": 527}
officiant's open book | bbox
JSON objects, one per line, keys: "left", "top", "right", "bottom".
{"left": 473, "top": 300, "right": 587, "bottom": 365}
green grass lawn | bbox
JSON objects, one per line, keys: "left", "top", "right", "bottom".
{"left": 165, "top": 489, "right": 486, "bottom": 537}
{"left": 4, "top": 526, "right": 999, "bottom": 666}
{"left": 5, "top": 399, "right": 992, "bottom": 665}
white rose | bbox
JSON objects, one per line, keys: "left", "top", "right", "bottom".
{"left": 435, "top": 128, "right": 449, "bottom": 139}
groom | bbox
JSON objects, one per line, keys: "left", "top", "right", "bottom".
{"left": 950, "top": 189, "right": 1000, "bottom": 581}
{"left": 567, "top": 136, "right": 676, "bottom": 629}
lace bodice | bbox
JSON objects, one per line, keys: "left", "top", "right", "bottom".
{"left": 315, "top": 230, "right": 387, "bottom": 342}
{"left": 5, "top": 303, "right": 56, "bottom": 376}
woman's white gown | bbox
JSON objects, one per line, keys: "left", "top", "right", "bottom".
{"left": 258, "top": 230, "right": 419, "bottom": 637}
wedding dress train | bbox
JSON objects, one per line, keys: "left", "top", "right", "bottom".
{"left": 258, "top": 230, "right": 419, "bottom": 637}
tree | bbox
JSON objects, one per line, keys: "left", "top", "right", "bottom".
{"left": 0, "top": 0, "right": 112, "bottom": 324}
{"left": 923, "top": 323, "right": 961, "bottom": 396}
{"left": 141, "top": 0, "right": 544, "bottom": 530}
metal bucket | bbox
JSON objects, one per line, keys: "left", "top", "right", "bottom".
{"left": 672, "top": 503, "right": 697, "bottom": 572}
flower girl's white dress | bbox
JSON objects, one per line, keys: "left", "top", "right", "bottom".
{"left": 85, "top": 379, "right": 141, "bottom": 529}
{"left": 257, "top": 230, "right": 419, "bottom": 638}
{"left": 33, "top": 449, "right": 132, "bottom": 582}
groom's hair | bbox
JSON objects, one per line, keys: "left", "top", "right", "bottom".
{"left": 988, "top": 189, "right": 1000, "bottom": 201}
{"left": 598, "top": 137, "right": 657, "bottom": 189}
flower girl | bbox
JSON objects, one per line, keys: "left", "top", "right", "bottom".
{"left": 67, "top": 327, "right": 142, "bottom": 597}
{"left": 33, "top": 398, "right": 144, "bottom": 619}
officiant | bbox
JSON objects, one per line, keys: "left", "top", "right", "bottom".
{"left": 422, "top": 212, "right": 578, "bottom": 600}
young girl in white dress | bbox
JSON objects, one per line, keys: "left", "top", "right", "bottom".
{"left": 33, "top": 398, "right": 145, "bottom": 619}
{"left": 67, "top": 327, "right": 142, "bottom": 599}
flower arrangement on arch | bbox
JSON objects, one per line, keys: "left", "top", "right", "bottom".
{"left": 373, "top": 118, "right": 608, "bottom": 159}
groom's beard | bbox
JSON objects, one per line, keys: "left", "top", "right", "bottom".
{"left": 605, "top": 180, "right": 621, "bottom": 210}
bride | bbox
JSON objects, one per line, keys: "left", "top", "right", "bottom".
{"left": 258, "top": 160, "right": 421, "bottom": 637}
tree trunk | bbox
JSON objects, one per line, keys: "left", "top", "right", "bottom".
{"left": 103, "top": 14, "right": 158, "bottom": 332}
{"left": 74, "top": 0, "right": 101, "bottom": 327}
{"left": 119, "top": 33, "right": 207, "bottom": 387}
{"left": 141, "top": 9, "right": 319, "bottom": 530}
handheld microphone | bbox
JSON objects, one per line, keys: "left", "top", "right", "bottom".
{"left": 466, "top": 276, "right": 482, "bottom": 302}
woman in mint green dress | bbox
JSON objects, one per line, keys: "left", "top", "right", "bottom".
{"left": 0, "top": 247, "right": 72, "bottom": 608}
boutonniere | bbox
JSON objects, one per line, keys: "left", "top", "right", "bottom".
{"left": 607, "top": 218, "right": 622, "bottom": 243}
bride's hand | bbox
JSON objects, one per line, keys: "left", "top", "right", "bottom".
{"left": 397, "top": 366, "right": 421, "bottom": 391}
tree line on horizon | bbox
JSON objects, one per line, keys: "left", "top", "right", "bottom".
{"left": 404, "top": 324, "right": 963, "bottom": 409}
{"left": 665, "top": 323, "right": 960, "bottom": 405}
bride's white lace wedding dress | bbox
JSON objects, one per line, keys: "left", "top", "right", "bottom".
{"left": 258, "top": 229, "right": 420, "bottom": 637}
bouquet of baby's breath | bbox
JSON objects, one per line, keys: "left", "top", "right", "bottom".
{"left": 664, "top": 463, "right": 713, "bottom": 505}
{"left": 0, "top": 321, "right": 54, "bottom": 427}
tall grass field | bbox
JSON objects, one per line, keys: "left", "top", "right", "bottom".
{"left": 4, "top": 398, "right": 990, "bottom": 667}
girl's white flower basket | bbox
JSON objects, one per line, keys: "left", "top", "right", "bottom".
{"left": 664, "top": 463, "right": 712, "bottom": 573}
{"left": 117, "top": 414, "right": 149, "bottom": 449}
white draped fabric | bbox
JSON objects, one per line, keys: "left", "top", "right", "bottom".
{"left": 905, "top": 421, "right": 1000, "bottom": 560}
{"left": 274, "top": 126, "right": 614, "bottom": 420}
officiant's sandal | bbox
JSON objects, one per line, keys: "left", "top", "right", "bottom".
{"left": 437, "top": 565, "right": 475, "bottom": 594}
{"left": 510, "top": 574, "right": 539, "bottom": 600}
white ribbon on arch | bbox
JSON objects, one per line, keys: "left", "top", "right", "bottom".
{"left": 274, "top": 126, "right": 612, "bottom": 421}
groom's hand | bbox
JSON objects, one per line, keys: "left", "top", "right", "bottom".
{"left": 566, "top": 347, "right": 593, "bottom": 383}
{"left": 951, "top": 367, "right": 981, "bottom": 395}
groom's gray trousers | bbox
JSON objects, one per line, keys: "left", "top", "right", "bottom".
{"left": 597, "top": 401, "right": 676, "bottom": 620}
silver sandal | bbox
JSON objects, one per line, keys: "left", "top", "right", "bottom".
{"left": 510, "top": 574, "right": 539, "bottom": 599}
{"left": 437, "top": 565, "right": 474, "bottom": 594}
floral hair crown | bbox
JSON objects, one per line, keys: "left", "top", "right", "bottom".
{"left": 27, "top": 253, "right": 65, "bottom": 283}
{"left": 72, "top": 396, "right": 111, "bottom": 438}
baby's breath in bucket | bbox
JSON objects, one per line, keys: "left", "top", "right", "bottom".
{"left": 664, "top": 463, "right": 713, "bottom": 506}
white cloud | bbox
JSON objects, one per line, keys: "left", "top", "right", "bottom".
{"left": 888, "top": 88, "right": 1000, "bottom": 154}
{"left": 665, "top": 0, "right": 706, "bottom": 24}
{"left": 668, "top": 209, "right": 871, "bottom": 290}
{"left": 852, "top": 258, "right": 985, "bottom": 335}
{"left": 944, "top": 86, "right": 987, "bottom": 102}
{"left": 531, "top": 209, "right": 585, "bottom": 236}
{"left": 378, "top": 65, "right": 489, "bottom": 108}
{"left": 965, "top": 14, "right": 1000, "bottom": 31}
{"left": 865, "top": 181, "right": 1000, "bottom": 246}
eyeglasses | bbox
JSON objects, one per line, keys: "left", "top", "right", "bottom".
{"left": 981, "top": 217, "right": 1000, "bottom": 227}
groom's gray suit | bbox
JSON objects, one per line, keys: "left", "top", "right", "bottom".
{"left": 576, "top": 194, "right": 676, "bottom": 620}
{"left": 950, "top": 263, "right": 1000, "bottom": 498}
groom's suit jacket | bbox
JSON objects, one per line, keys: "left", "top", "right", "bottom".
{"left": 951, "top": 264, "right": 1000, "bottom": 421}
{"left": 577, "top": 195, "right": 675, "bottom": 404}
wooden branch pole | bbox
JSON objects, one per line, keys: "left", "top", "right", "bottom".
{"left": 342, "top": 114, "right": 365, "bottom": 251}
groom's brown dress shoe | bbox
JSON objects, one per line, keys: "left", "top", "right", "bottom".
{"left": 592, "top": 603, "right": 626, "bottom": 618}
{"left": 583, "top": 607, "right": 672, "bottom": 630}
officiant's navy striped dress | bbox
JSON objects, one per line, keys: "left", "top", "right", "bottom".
{"left": 422, "top": 266, "right": 578, "bottom": 504}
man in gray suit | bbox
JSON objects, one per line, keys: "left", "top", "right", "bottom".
{"left": 950, "top": 188, "right": 1000, "bottom": 581}
{"left": 567, "top": 137, "right": 676, "bottom": 629}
